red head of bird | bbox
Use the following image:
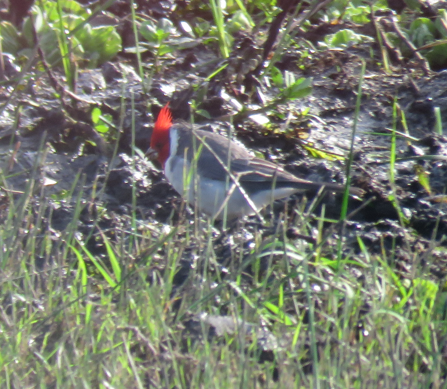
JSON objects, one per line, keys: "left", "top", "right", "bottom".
{"left": 150, "top": 103, "right": 173, "bottom": 167}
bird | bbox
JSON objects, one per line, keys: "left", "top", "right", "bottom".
{"left": 148, "top": 103, "right": 364, "bottom": 220}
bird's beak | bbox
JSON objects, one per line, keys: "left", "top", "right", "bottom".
{"left": 145, "top": 147, "right": 158, "bottom": 160}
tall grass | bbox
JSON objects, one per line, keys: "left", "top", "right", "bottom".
{"left": 55, "top": 0, "right": 76, "bottom": 90}
{"left": 209, "top": 0, "right": 229, "bottom": 58}
{"left": 0, "top": 140, "right": 445, "bottom": 387}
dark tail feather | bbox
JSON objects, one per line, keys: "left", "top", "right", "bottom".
{"left": 298, "top": 181, "right": 365, "bottom": 197}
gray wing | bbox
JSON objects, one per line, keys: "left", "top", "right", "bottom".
{"left": 189, "top": 129, "right": 305, "bottom": 185}
{"left": 186, "top": 127, "right": 357, "bottom": 195}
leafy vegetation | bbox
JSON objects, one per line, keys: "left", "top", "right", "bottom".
{"left": 0, "top": 0, "right": 121, "bottom": 69}
{"left": 1, "top": 0, "right": 447, "bottom": 388}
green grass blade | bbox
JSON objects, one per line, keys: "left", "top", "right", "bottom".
{"left": 100, "top": 231, "right": 122, "bottom": 283}
{"left": 209, "top": 0, "right": 229, "bottom": 58}
{"left": 71, "top": 244, "right": 88, "bottom": 295}
{"left": 75, "top": 239, "right": 117, "bottom": 288}
{"left": 55, "top": 0, "right": 74, "bottom": 90}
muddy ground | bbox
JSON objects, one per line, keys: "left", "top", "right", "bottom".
{"left": 2, "top": 6, "right": 447, "bottom": 361}
{"left": 2, "top": 43, "right": 447, "bottom": 261}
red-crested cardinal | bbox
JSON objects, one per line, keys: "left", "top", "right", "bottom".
{"left": 148, "top": 104, "right": 363, "bottom": 220}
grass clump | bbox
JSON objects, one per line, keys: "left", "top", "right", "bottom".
{"left": 0, "top": 155, "right": 446, "bottom": 387}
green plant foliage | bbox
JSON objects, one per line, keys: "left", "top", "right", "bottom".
{"left": 405, "top": 0, "right": 423, "bottom": 10}
{"left": 269, "top": 68, "right": 312, "bottom": 100}
{"left": 226, "top": 10, "right": 252, "bottom": 34}
{"left": 192, "top": 17, "right": 211, "bottom": 38}
{"left": 209, "top": 0, "right": 230, "bottom": 58}
{"left": 0, "top": 0, "right": 121, "bottom": 69}
{"left": 44, "top": 0, "right": 86, "bottom": 20}
{"left": 410, "top": 18, "right": 437, "bottom": 47}
{"left": 247, "top": 0, "right": 280, "bottom": 23}
{"left": 324, "top": 0, "right": 388, "bottom": 23}
{"left": 425, "top": 43, "right": 447, "bottom": 69}
{"left": 404, "top": 13, "right": 447, "bottom": 68}
{"left": 91, "top": 107, "right": 113, "bottom": 135}
{"left": 281, "top": 72, "right": 312, "bottom": 100}
{"left": 413, "top": 278, "right": 439, "bottom": 318}
{"left": 139, "top": 18, "right": 176, "bottom": 55}
{"left": 413, "top": 164, "right": 431, "bottom": 195}
{"left": 345, "top": 6, "right": 371, "bottom": 24}
{"left": 323, "top": 29, "right": 374, "bottom": 48}
{"left": 136, "top": 18, "right": 198, "bottom": 57}
{"left": 435, "top": 9, "right": 447, "bottom": 37}
{"left": 0, "top": 22, "right": 23, "bottom": 55}
{"left": 270, "top": 66, "right": 284, "bottom": 88}
{"left": 140, "top": 18, "right": 175, "bottom": 44}
{"left": 75, "top": 24, "right": 121, "bottom": 67}
{"left": 302, "top": 144, "right": 344, "bottom": 161}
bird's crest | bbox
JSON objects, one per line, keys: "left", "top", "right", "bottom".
{"left": 150, "top": 103, "right": 173, "bottom": 167}
{"left": 154, "top": 103, "right": 173, "bottom": 133}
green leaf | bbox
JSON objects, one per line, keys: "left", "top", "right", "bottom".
{"left": 226, "top": 10, "right": 252, "bottom": 34}
{"left": 410, "top": 18, "right": 436, "bottom": 47}
{"left": 270, "top": 66, "right": 284, "bottom": 87}
{"left": 43, "top": 0, "right": 87, "bottom": 21}
{"left": 282, "top": 77, "right": 313, "bottom": 100}
{"left": 0, "top": 21, "right": 22, "bottom": 54}
{"left": 70, "top": 245, "right": 88, "bottom": 295}
{"left": 196, "top": 109, "right": 212, "bottom": 119}
{"left": 346, "top": 6, "right": 371, "bottom": 24}
{"left": 101, "top": 232, "right": 121, "bottom": 283}
{"left": 91, "top": 107, "right": 101, "bottom": 124}
{"left": 75, "top": 25, "right": 121, "bottom": 67}
{"left": 414, "top": 164, "right": 431, "bottom": 194}
{"left": 140, "top": 20, "right": 158, "bottom": 42}
{"left": 263, "top": 302, "right": 294, "bottom": 325}
{"left": 194, "top": 18, "right": 210, "bottom": 38}
{"left": 436, "top": 9, "right": 447, "bottom": 37}
{"left": 76, "top": 239, "right": 117, "bottom": 289}
{"left": 410, "top": 17, "right": 437, "bottom": 36}
{"left": 302, "top": 144, "right": 343, "bottom": 161}
{"left": 425, "top": 43, "right": 447, "bottom": 68}
{"left": 95, "top": 125, "right": 108, "bottom": 133}
{"left": 63, "top": 13, "right": 84, "bottom": 31}
{"left": 140, "top": 18, "right": 175, "bottom": 43}
{"left": 94, "top": 112, "right": 112, "bottom": 134}
{"left": 324, "top": 29, "right": 373, "bottom": 48}
{"left": 158, "top": 18, "right": 175, "bottom": 34}
{"left": 158, "top": 45, "right": 175, "bottom": 56}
